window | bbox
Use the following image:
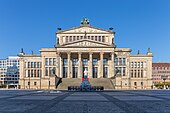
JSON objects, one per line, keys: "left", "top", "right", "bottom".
{"left": 73, "top": 59, "right": 78, "bottom": 65}
{"left": 66, "top": 36, "right": 68, "bottom": 42}
{"left": 98, "top": 36, "right": 101, "bottom": 41}
{"left": 31, "top": 62, "right": 34, "bottom": 68}
{"left": 37, "top": 70, "right": 40, "bottom": 77}
{"left": 123, "top": 67, "right": 126, "bottom": 76}
{"left": 63, "top": 59, "right": 67, "bottom": 65}
{"left": 141, "top": 70, "right": 143, "bottom": 78}
{"left": 83, "top": 59, "right": 88, "bottom": 65}
{"left": 37, "top": 62, "right": 40, "bottom": 68}
{"left": 28, "top": 62, "right": 30, "bottom": 68}
{"left": 91, "top": 36, "right": 94, "bottom": 40}
{"left": 134, "top": 70, "right": 136, "bottom": 77}
{"left": 77, "top": 36, "right": 79, "bottom": 40}
{"left": 131, "top": 70, "right": 133, "bottom": 77}
{"left": 45, "top": 67, "right": 48, "bottom": 76}
{"left": 49, "top": 58, "right": 52, "bottom": 65}
{"left": 34, "top": 70, "right": 36, "bottom": 77}
{"left": 122, "top": 58, "right": 126, "bottom": 65}
{"left": 34, "top": 62, "right": 36, "bottom": 68}
{"left": 45, "top": 58, "right": 48, "bottom": 66}
{"left": 138, "top": 70, "right": 140, "bottom": 77}
{"left": 93, "top": 58, "right": 98, "bottom": 65}
{"left": 102, "top": 36, "right": 105, "bottom": 42}
{"left": 114, "top": 58, "right": 118, "bottom": 66}
{"left": 69, "top": 36, "right": 72, "bottom": 42}
{"left": 73, "top": 36, "right": 76, "bottom": 41}
{"left": 49, "top": 67, "right": 53, "bottom": 75}
{"left": 31, "top": 70, "right": 33, "bottom": 77}
{"left": 119, "top": 58, "right": 122, "bottom": 65}
{"left": 95, "top": 36, "right": 97, "bottom": 41}
{"left": 137, "top": 62, "right": 140, "bottom": 68}
{"left": 53, "top": 58, "right": 56, "bottom": 65}
{"left": 103, "top": 58, "right": 108, "bottom": 65}
{"left": 28, "top": 70, "right": 30, "bottom": 77}
{"left": 141, "top": 62, "right": 143, "bottom": 68}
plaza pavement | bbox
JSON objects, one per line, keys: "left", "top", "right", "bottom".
{"left": 0, "top": 90, "right": 170, "bottom": 113}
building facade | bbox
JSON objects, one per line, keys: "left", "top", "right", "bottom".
{"left": 0, "top": 56, "right": 20, "bottom": 88}
{"left": 19, "top": 18, "right": 153, "bottom": 89}
{"left": 152, "top": 63, "right": 170, "bottom": 85}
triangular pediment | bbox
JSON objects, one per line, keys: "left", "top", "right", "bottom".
{"left": 58, "top": 39, "right": 115, "bottom": 48}
{"left": 57, "top": 26, "right": 113, "bottom": 34}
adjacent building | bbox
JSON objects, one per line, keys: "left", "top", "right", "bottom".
{"left": 0, "top": 56, "right": 20, "bottom": 88}
{"left": 18, "top": 18, "right": 153, "bottom": 90}
{"left": 152, "top": 63, "right": 170, "bottom": 85}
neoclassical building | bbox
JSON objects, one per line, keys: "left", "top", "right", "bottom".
{"left": 18, "top": 18, "right": 153, "bottom": 89}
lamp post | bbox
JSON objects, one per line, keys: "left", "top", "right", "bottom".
{"left": 161, "top": 75, "right": 167, "bottom": 89}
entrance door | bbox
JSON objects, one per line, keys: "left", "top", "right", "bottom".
{"left": 72, "top": 67, "right": 78, "bottom": 78}
{"left": 93, "top": 67, "right": 98, "bottom": 78}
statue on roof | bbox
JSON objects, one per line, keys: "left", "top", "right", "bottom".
{"left": 81, "top": 17, "right": 90, "bottom": 25}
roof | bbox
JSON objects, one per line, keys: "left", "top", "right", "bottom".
{"left": 152, "top": 63, "right": 170, "bottom": 67}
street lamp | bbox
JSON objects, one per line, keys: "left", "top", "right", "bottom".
{"left": 161, "top": 75, "right": 168, "bottom": 89}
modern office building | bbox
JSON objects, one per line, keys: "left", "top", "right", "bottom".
{"left": 18, "top": 18, "right": 153, "bottom": 90}
{"left": 0, "top": 56, "right": 20, "bottom": 88}
{"left": 152, "top": 63, "right": 170, "bottom": 85}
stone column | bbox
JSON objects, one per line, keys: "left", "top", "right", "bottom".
{"left": 67, "top": 53, "right": 71, "bottom": 78}
{"left": 88, "top": 53, "right": 93, "bottom": 78}
{"left": 59, "top": 54, "right": 63, "bottom": 78}
{"left": 78, "top": 52, "right": 82, "bottom": 78}
{"left": 56, "top": 53, "right": 60, "bottom": 77}
{"left": 42, "top": 56, "right": 45, "bottom": 78}
{"left": 99, "top": 52, "right": 104, "bottom": 78}
{"left": 109, "top": 52, "right": 114, "bottom": 78}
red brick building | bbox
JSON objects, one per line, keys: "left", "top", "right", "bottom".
{"left": 152, "top": 63, "right": 170, "bottom": 85}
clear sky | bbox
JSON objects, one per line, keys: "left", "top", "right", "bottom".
{"left": 0, "top": 0, "right": 170, "bottom": 62}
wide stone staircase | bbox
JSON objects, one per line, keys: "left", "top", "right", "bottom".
{"left": 57, "top": 78, "right": 115, "bottom": 90}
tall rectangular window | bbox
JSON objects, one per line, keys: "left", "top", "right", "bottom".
{"left": 93, "top": 58, "right": 98, "bottom": 65}
{"left": 103, "top": 58, "right": 108, "bottom": 65}
{"left": 28, "top": 70, "right": 30, "bottom": 77}
{"left": 45, "top": 58, "right": 48, "bottom": 66}
{"left": 53, "top": 58, "right": 56, "bottom": 65}
{"left": 122, "top": 58, "right": 126, "bottom": 65}
{"left": 73, "top": 36, "right": 76, "bottom": 41}
{"left": 102, "top": 36, "right": 105, "bottom": 42}
{"left": 123, "top": 67, "right": 126, "bottom": 76}
{"left": 95, "top": 36, "right": 97, "bottom": 41}
{"left": 114, "top": 58, "right": 118, "bottom": 66}
{"left": 83, "top": 59, "right": 88, "bottom": 65}
{"left": 91, "top": 36, "right": 94, "bottom": 40}
{"left": 73, "top": 59, "right": 78, "bottom": 65}
{"left": 66, "top": 36, "right": 68, "bottom": 42}
{"left": 77, "top": 36, "right": 79, "bottom": 40}
{"left": 63, "top": 59, "right": 68, "bottom": 65}
{"left": 98, "top": 36, "right": 101, "bottom": 41}
{"left": 69, "top": 36, "right": 72, "bottom": 42}
{"left": 49, "top": 58, "right": 52, "bottom": 65}
{"left": 45, "top": 67, "right": 48, "bottom": 76}
{"left": 34, "top": 62, "right": 36, "bottom": 68}
{"left": 31, "top": 62, "right": 34, "bottom": 68}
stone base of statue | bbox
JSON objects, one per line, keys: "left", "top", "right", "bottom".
{"left": 68, "top": 69, "right": 104, "bottom": 91}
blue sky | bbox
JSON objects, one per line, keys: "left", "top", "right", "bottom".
{"left": 0, "top": 0, "right": 170, "bottom": 62}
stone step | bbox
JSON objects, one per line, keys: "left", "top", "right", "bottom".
{"left": 57, "top": 78, "right": 115, "bottom": 90}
